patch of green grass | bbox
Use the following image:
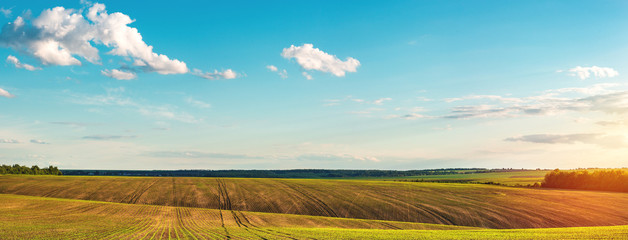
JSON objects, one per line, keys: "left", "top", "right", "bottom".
{"left": 275, "top": 225, "right": 628, "bottom": 240}
{"left": 391, "top": 170, "right": 550, "bottom": 186}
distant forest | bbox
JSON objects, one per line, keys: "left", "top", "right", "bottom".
{"left": 542, "top": 169, "right": 627, "bottom": 192}
{"left": 0, "top": 164, "right": 62, "bottom": 175}
{"left": 62, "top": 168, "right": 491, "bottom": 178}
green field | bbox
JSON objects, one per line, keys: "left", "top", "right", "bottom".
{"left": 391, "top": 170, "right": 550, "bottom": 186}
{"left": 1, "top": 175, "right": 627, "bottom": 239}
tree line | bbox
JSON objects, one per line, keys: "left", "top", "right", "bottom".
{"left": 542, "top": 169, "right": 627, "bottom": 192}
{"left": 62, "top": 168, "right": 490, "bottom": 178}
{"left": 0, "top": 164, "right": 62, "bottom": 175}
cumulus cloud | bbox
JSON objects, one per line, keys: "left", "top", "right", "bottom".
{"left": 0, "top": 3, "right": 188, "bottom": 74}
{"left": 0, "top": 87, "right": 14, "bottom": 98}
{"left": 282, "top": 44, "right": 360, "bottom": 77}
{"left": 192, "top": 68, "right": 238, "bottom": 80}
{"left": 567, "top": 66, "right": 618, "bottom": 80}
{"left": 0, "top": 139, "right": 19, "bottom": 143}
{"left": 505, "top": 133, "right": 628, "bottom": 149}
{"left": 101, "top": 69, "right": 136, "bottom": 80}
{"left": 30, "top": 139, "right": 49, "bottom": 144}
{"left": 6, "top": 55, "right": 40, "bottom": 71}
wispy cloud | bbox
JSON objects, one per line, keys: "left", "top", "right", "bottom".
{"left": 0, "top": 7, "right": 11, "bottom": 18}
{"left": 282, "top": 44, "right": 360, "bottom": 77}
{"left": 144, "top": 151, "right": 263, "bottom": 159}
{"left": 0, "top": 87, "right": 14, "bottom": 98}
{"left": 372, "top": 97, "right": 392, "bottom": 105}
{"left": 6, "top": 55, "right": 41, "bottom": 71}
{"left": 0, "top": 139, "right": 19, "bottom": 143}
{"left": 324, "top": 96, "right": 393, "bottom": 106}
{"left": 185, "top": 97, "right": 211, "bottom": 108}
{"left": 563, "top": 66, "right": 619, "bottom": 80}
{"left": 192, "top": 69, "right": 238, "bottom": 80}
{"left": 505, "top": 133, "right": 628, "bottom": 149}
{"left": 392, "top": 83, "right": 628, "bottom": 120}
{"left": 83, "top": 135, "right": 137, "bottom": 140}
{"left": 70, "top": 87, "right": 200, "bottom": 123}
{"left": 266, "top": 65, "right": 278, "bottom": 72}
{"left": 49, "top": 121, "right": 90, "bottom": 128}
{"left": 267, "top": 65, "right": 288, "bottom": 79}
{"left": 296, "top": 153, "right": 380, "bottom": 162}
{"left": 30, "top": 139, "right": 49, "bottom": 144}
{"left": 302, "top": 71, "right": 312, "bottom": 80}
{"left": 101, "top": 69, "right": 137, "bottom": 80}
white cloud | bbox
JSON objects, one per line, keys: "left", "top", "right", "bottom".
{"left": 505, "top": 133, "right": 628, "bottom": 149}
{"left": 87, "top": 4, "right": 188, "bottom": 74}
{"left": 302, "top": 71, "right": 312, "bottom": 80}
{"left": 296, "top": 153, "right": 380, "bottom": 162}
{"left": 266, "top": 65, "right": 278, "bottom": 72}
{"left": 282, "top": 44, "right": 360, "bottom": 77}
{"left": 0, "top": 139, "right": 19, "bottom": 143}
{"left": 0, "top": 87, "right": 14, "bottom": 98}
{"left": 278, "top": 69, "right": 288, "bottom": 79}
{"left": 192, "top": 69, "right": 238, "bottom": 80}
{"left": 0, "top": 3, "right": 188, "bottom": 74}
{"left": 392, "top": 83, "right": 628, "bottom": 120}
{"left": 71, "top": 88, "right": 200, "bottom": 123}
{"left": 266, "top": 65, "right": 288, "bottom": 79}
{"left": 185, "top": 97, "right": 211, "bottom": 108}
{"left": 101, "top": 69, "right": 137, "bottom": 80}
{"left": 83, "top": 135, "right": 136, "bottom": 140}
{"left": 30, "top": 139, "right": 49, "bottom": 144}
{"left": 6, "top": 55, "right": 41, "bottom": 71}
{"left": 445, "top": 95, "right": 523, "bottom": 104}
{"left": 567, "top": 66, "right": 618, "bottom": 80}
{"left": 0, "top": 8, "right": 12, "bottom": 18}
{"left": 372, "top": 97, "right": 392, "bottom": 105}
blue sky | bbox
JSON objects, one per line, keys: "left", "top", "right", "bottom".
{"left": 1, "top": 0, "right": 628, "bottom": 169}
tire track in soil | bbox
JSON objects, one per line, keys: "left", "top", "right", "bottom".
{"left": 275, "top": 180, "right": 339, "bottom": 218}
{"left": 214, "top": 179, "right": 232, "bottom": 239}
{"left": 216, "top": 178, "right": 301, "bottom": 240}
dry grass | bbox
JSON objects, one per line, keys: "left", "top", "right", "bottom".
{"left": 1, "top": 175, "right": 627, "bottom": 228}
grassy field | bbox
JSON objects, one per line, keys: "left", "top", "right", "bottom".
{"left": 1, "top": 194, "right": 626, "bottom": 240}
{"left": 1, "top": 175, "right": 627, "bottom": 229}
{"left": 391, "top": 170, "right": 550, "bottom": 186}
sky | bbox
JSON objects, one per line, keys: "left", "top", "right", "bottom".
{"left": 1, "top": 0, "right": 628, "bottom": 170}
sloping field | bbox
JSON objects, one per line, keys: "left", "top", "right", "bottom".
{"left": 1, "top": 194, "right": 626, "bottom": 240}
{"left": 394, "top": 170, "right": 550, "bottom": 185}
{"left": 0, "top": 194, "right": 472, "bottom": 240}
{"left": 1, "top": 175, "right": 627, "bottom": 228}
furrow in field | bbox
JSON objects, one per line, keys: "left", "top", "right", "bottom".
{"left": 2, "top": 176, "right": 628, "bottom": 229}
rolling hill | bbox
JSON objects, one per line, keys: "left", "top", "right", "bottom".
{"left": 1, "top": 175, "right": 627, "bottom": 229}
